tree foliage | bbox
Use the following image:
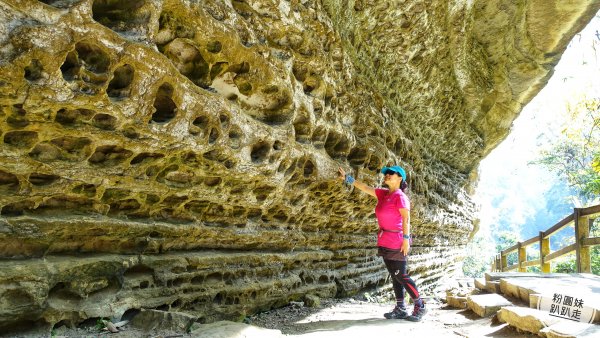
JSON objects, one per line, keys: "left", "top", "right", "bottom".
{"left": 552, "top": 219, "right": 600, "bottom": 274}
{"left": 533, "top": 97, "right": 600, "bottom": 275}
{"left": 534, "top": 97, "right": 600, "bottom": 204}
{"left": 462, "top": 234, "right": 494, "bottom": 277}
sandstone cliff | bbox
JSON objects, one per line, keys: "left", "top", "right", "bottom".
{"left": 0, "top": 0, "right": 597, "bottom": 332}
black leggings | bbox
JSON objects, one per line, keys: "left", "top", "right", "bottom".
{"left": 383, "top": 259, "right": 420, "bottom": 302}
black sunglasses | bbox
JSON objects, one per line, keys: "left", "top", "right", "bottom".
{"left": 383, "top": 170, "right": 398, "bottom": 176}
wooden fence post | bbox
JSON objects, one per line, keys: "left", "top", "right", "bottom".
{"left": 539, "top": 231, "right": 550, "bottom": 273}
{"left": 496, "top": 254, "right": 500, "bottom": 272}
{"left": 518, "top": 242, "right": 526, "bottom": 272}
{"left": 500, "top": 253, "right": 507, "bottom": 272}
{"left": 574, "top": 208, "right": 591, "bottom": 273}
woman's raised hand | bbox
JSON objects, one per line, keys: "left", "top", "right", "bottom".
{"left": 337, "top": 167, "right": 346, "bottom": 181}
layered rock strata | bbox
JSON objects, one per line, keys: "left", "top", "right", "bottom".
{"left": 0, "top": 0, "right": 597, "bottom": 332}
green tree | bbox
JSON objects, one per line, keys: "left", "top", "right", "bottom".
{"left": 534, "top": 97, "right": 600, "bottom": 204}
{"left": 534, "top": 97, "right": 600, "bottom": 275}
{"left": 552, "top": 219, "right": 600, "bottom": 274}
{"left": 463, "top": 233, "right": 494, "bottom": 277}
{"left": 495, "top": 231, "right": 519, "bottom": 267}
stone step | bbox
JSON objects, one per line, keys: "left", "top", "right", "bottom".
{"left": 497, "top": 306, "right": 600, "bottom": 337}
{"left": 446, "top": 295, "right": 468, "bottom": 309}
{"left": 466, "top": 293, "right": 513, "bottom": 317}
{"left": 474, "top": 278, "right": 486, "bottom": 291}
{"left": 444, "top": 283, "right": 485, "bottom": 310}
{"left": 485, "top": 280, "right": 501, "bottom": 293}
{"left": 497, "top": 306, "right": 565, "bottom": 335}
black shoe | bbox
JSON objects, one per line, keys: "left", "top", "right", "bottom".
{"left": 405, "top": 301, "right": 427, "bottom": 322}
{"left": 384, "top": 305, "right": 408, "bottom": 319}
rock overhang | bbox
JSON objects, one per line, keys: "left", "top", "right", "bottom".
{"left": 0, "top": 0, "right": 598, "bottom": 332}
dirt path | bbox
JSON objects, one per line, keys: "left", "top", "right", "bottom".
{"left": 45, "top": 297, "right": 538, "bottom": 338}
{"left": 242, "top": 298, "right": 536, "bottom": 338}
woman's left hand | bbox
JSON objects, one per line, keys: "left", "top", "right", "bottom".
{"left": 401, "top": 238, "right": 410, "bottom": 256}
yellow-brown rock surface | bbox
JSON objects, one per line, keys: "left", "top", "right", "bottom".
{"left": 0, "top": 0, "right": 598, "bottom": 332}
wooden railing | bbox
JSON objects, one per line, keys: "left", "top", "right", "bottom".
{"left": 491, "top": 204, "right": 600, "bottom": 273}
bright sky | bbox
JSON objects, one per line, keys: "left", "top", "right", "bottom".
{"left": 474, "top": 14, "right": 600, "bottom": 238}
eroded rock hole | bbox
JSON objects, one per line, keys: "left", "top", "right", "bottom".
{"left": 367, "top": 155, "right": 382, "bottom": 172}
{"left": 155, "top": 164, "right": 179, "bottom": 183}
{"left": 107, "top": 64, "right": 134, "bottom": 98}
{"left": 130, "top": 152, "right": 164, "bottom": 165}
{"left": 204, "top": 177, "right": 222, "bottom": 187}
{"left": 55, "top": 108, "right": 94, "bottom": 126}
{"left": 60, "top": 42, "right": 111, "bottom": 94}
{"left": 163, "top": 39, "right": 210, "bottom": 87}
{"left": 123, "top": 126, "right": 140, "bottom": 139}
{"left": 207, "top": 41, "right": 222, "bottom": 53}
{"left": 156, "top": 11, "right": 195, "bottom": 47}
{"left": 155, "top": 304, "right": 169, "bottom": 311}
{"left": 7, "top": 104, "right": 29, "bottom": 128}
{"left": 3, "top": 131, "right": 38, "bottom": 148}
{"left": 202, "top": 149, "right": 231, "bottom": 164}
{"left": 0, "top": 170, "right": 19, "bottom": 192}
{"left": 293, "top": 117, "right": 312, "bottom": 144}
{"left": 303, "top": 159, "right": 315, "bottom": 177}
{"left": 72, "top": 184, "right": 96, "bottom": 197}
{"left": 228, "top": 126, "right": 242, "bottom": 149}
{"left": 121, "top": 309, "right": 141, "bottom": 322}
{"left": 219, "top": 113, "right": 229, "bottom": 128}
{"left": 348, "top": 147, "right": 368, "bottom": 166}
{"left": 145, "top": 165, "right": 160, "bottom": 177}
{"left": 151, "top": 83, "right": 177, "bottom": 123}
{"left": 74, "top": 42, "right": 110, "bottom": 73}
{"left": 213, "top": 292, "right": 223, "bottom": 304}
{"left": 60, "top": 50, "right": 79, "bottom": 81}
{"left": 28, "top": 173, "right": 60, "bottom": 186}
{"left": 1, "top": 200, "right": 35, "bottom": 216}
{"left": 92, "top": 113, "right": 117, "bottom": 130}
{"left": 28, "top": 143, "right": 61, "bottom": 162}
{"left": 311, "top": 126, "right": 327, "bottom": 148}
{"left": 24, "top": 59, "right": 43, "bottom": 81}
{"left": 50, "top": 136, "right": 93, "bottom": 161}
{"left": 92, "top": 0, "right": 149, "bottom": 32}
{"left": 250, "top": 141, "right": 270, "bottom": 163}
{"left": 1, "top": 289, "right": 34, "bottom": 309}
{"left": 209, "top": 62, "right": 228, "bottom": 81}
{"left": 88, "top": 145, "right": 133, "bottom": 166}
{"left": 273, "top": 140, "right": 284, "bottom": 151}
{"left": 35, "top": 196, "right": 95, "bottom": 215}
{"left": 324, "top": 131, "right": 350, "bottom": 159}
{"left": 253, "top": 185, "right": 274, "bottom": 202}
{"left": 124, "top": 265, "right": 154, "bottom": 281}
{"left": 191, "top": 115, "right": 210, "bottom": 135}
{"left": 109, "top": 199, "right": 141, "bottom": 213}
{"left": 208, "top": 128, "right": 219, "bottom": 143}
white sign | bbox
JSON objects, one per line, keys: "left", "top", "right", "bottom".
{"left": 537, "top": 293, "right": 597, "bottom": 323}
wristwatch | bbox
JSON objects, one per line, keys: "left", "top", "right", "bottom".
{"left": 402, "top": 234, "right": 410, "bottom": 239}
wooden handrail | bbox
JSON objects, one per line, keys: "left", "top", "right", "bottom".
{"left": 545, "top": 214, "right": 574, "bottom": 237}
{"left": 581, "top": 204, "right": 600, "bottom": 216}
{"left": 491, "top": 204, "right": 599, "bottom": 273}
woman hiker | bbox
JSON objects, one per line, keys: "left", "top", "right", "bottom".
{"left": 338, "top": 165, "right": 427, "bottom": 321}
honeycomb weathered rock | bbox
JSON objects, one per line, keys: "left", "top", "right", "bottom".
{"left": 0, "top": 0, "right": 597, "bottom": 332}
